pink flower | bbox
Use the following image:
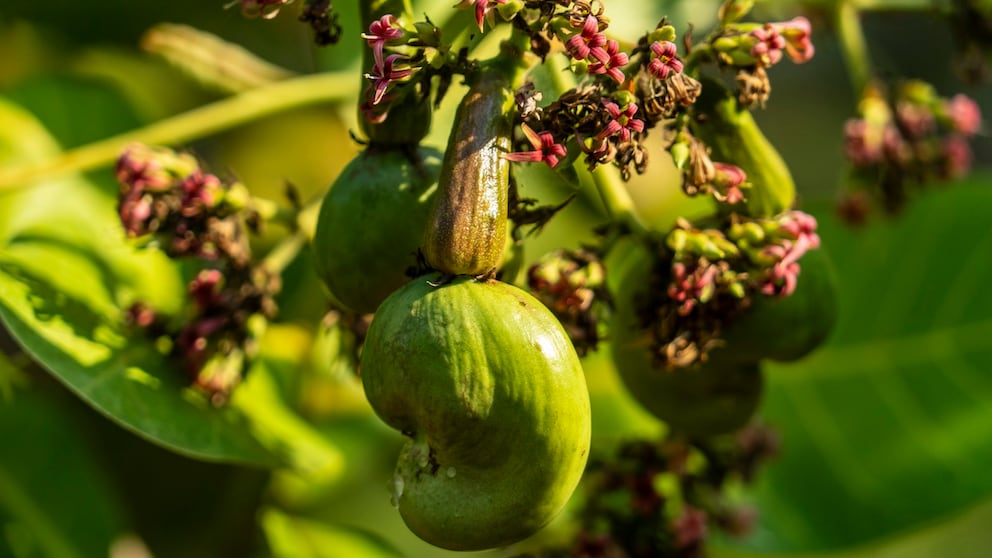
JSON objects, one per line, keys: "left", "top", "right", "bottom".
{"left": 188, "top": 269, "right": 225, "bottom": 309}
{"left": 647, "top": 40, "right": 683, "bottom": 80}
{"left": 943, "top": 134, "right": 973, "bottom": 178}
{"left": 749, "top": 25, "right": 785, "bottom": 66}
{"left": 362, "top": 14, "right": 403, "bottom": 45}
{"left": 673, "top": 506, "right": 708, "bottom": 550}
{"left": 596, "top": 101, "right": 645, "bottom": 144}
{"left": 843, "top": 118, "right": 884, "bottom": 166}
{"left": 362, "top": 14, "right": 404, "bottom": 69}
{"left": 364, "top": 54, "right": 414, "bottom": 105}
{"left": 503, "top": 123, "right": 568, "bottom": 168}
{"left": 667, "top": 262, "right": 718, "bottom": 316}
{"left": 565, "top": 15, "right": 608, "bottom": 62}
{"left": 119, "top": 192, "right": 153, "bottom": 237}
{"left": 456, "top": 0, "right": 507, "bottom": 31}
{"left": 758, "top": 211, "right": 820, "bottom": 297}
{"left": 760, "top": 255, "right": 801, "bottom": 296}
{"left": 711, "top": 162, "right": 748, "bottom": 204}
{"left": 945, "top": 94, "right": 982, "bottom": 136}
{"left": 587, "top": 40, "right": 629, "bottom": 84}
{"left": 772, "top": 17, "right": 815, "bottom": 63}
{"left": 895, "top": 100, "right": 936, "bottom": 140}
{"left": 180, "top": 171, "right": 222, "bottom": 217}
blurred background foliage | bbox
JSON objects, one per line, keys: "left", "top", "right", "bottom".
{"left": 1, "top": 0, "right": 992, "bottom": 557}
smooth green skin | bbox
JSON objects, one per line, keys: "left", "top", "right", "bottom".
{"left": 691, "top": 78, "right": 796, "bottom": 218}
{"left": 722, "top": 247, "right": 839, "bottom": 363}
{"left": 312, "top": 147, "right": 440, "bottom": 314}
{"left": 422, "top": 67, "right": 512, "bottom": 276}
{"left": 361, "top": 275, "right": 591, "bottom": 551}
{"left": 607, "top": 238, "right": 763, "bottom": 436}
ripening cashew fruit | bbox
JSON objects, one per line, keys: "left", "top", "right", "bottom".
{"left": 312, "top": 147, "right": 439, "bottom": 313}
{"left": 607, "top": 238, "right": 762, "bottom": 436}
{"left": 691, "top": 78, "right": 796, "bottom": 218}
{"left": 721, "top": 246, "right": 839, "bottom": 363}
{"left": 613, "top": 345, "right": 764, "bottom": 437}
{"left": 360, "top": 274, "right": 591, "bottom": 550}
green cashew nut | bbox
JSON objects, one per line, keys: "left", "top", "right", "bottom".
{"left": 691, "top": 78, "right": 796, "bottom": 218}
{"left": 312, "top": 147, "right": 439, "bottom": 313}
{"left": 721, "top": 247, "right": 839, "bottom": 363}
{"left": 361, "top": 274, "right": 591, "bottom": 550}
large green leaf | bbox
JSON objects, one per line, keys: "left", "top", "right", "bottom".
{"left": 0, "top": 391, "right": 125, "bottom": 558}
{"left": 0, "top": 97, "right": 277, "bottom": 465}
{"left": 742, "top": 181, "right": 992, "bottom": 551}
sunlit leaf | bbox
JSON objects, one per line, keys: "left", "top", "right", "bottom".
{"left": 0, "top": 97, "right": 277, "bottom": 465}
{"left": 741, "top": 182, "right": 992, "bottom": 551}
{"left": 4, "top": 74, "right": 142, "bottom": 149}
{"left": 262, "top": 508, "right": 403, "bottom": 558}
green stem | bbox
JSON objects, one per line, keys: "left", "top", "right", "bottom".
{"left": 261, "top": 233, "right": 307, "bottom": 276}
{"left": 836, "top": 0, "right": 874, "bottom": 100}
{"left": 248, "top": 196, "right": 298, "bottom": 229}
{"left": 589, "top": 166, "right": 648, "bottom": 235}
{"left": 259, "top": 195, "right": 326, "bottom": 274}
{"left": 0, "top": 71, "right": 356, "bottom": 190}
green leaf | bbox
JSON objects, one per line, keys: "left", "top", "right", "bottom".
{"left": 742, "top": 181, "right": 992, "bottom": 551}
{"left": 262, "top": 509, "right": 403, "bottom": 558}
{"left": 0, "top": 97, "right": 277, "bottom": 465}
{"left": 231, "top": 338, "right": 346, "bottom": 486}
{"left": 0, "top": 392, "right": 125, "bottom": 558}
{"left": 4, "top": 74, "right": 142, "bottom": 149}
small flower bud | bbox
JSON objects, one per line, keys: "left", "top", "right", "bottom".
{"left": 647, "top": 24, "right": 677, "bottom": 44}
{"left": 667, "top": 228, "right": 689, "bottom": 253}
{"left": 718, "top": 0, "right": 755, "bottom": 24}
{"left": 570, "top": 58, "right": 590, "bottom": 76}
{"left": 669, "top": 140, "right": 691, "bottom": 171}
{"left": 414, "top": 21, "right": 441, "bottom": 48}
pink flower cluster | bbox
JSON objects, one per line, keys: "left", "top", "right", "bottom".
{"left": 748, "top": 17, "right": 814, "bottom": 66}
{"left": 361, "top": 15, "right": 413, "bottom": 111}
{"left": 668, "top": 261, "right": 720, "bottom": 316}
{"left": 595, "top": 101, "right": 645, "bottom": 145}
{"left": 647, "top": 41, "right": 684, "bottom": 81}
{"left": 565, "top": 15, "right": 629, "bottom": 84}
{"left": 845, "top": 85, "right": 982, "bottom": 181}
{"left": 758, "top": 211, "right": 820, "bottom": 296}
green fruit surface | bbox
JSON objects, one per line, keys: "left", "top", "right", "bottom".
{"left": 312, "top": 147, "right": 440, "bottom": 313}
{"left": 722, "top": 247, "right": 839, "bottom": 363}
{"left": 691, "top": 78, "right": 796, "bottom": 218}
{"left": 607, "top": 238, "right": 763, "bottom": 436}
{"left": 360, "top": 275, "right": 591, "bottom": 550}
